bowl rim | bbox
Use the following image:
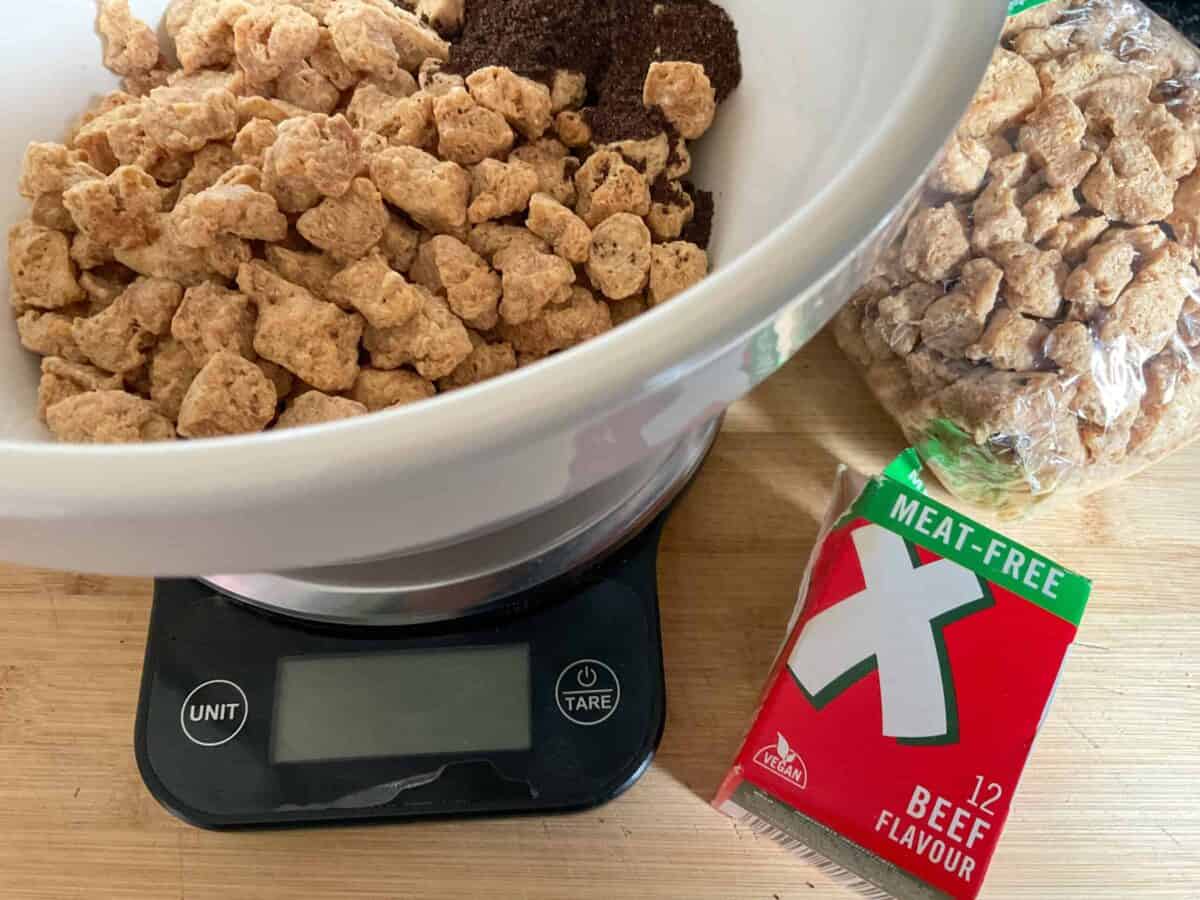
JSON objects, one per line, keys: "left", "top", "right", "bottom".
{"left": 0, "top": 1, "right": 1007, "bottom": 505}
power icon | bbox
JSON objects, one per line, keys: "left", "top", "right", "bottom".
{"left": 556, "top": 659, "right": 620, "bottom": 726}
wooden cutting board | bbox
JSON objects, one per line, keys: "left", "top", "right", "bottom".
{"left": 0, "top": 332, "right": 1196, "bottom": 899}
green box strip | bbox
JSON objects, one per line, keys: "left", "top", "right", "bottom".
{"left": 1008, "top": 0, "right": 1053, "bottom": 15}
{"left": 851, "top": 475, "right": 1091, "bottom": 627}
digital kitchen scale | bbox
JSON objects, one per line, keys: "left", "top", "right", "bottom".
{"left": 135, "top": 419, "right": 720, "bottom": 830}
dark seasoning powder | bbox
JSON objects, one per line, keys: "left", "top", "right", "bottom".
{"left": 448, "top": 0, "right": 742, "bottom": 249}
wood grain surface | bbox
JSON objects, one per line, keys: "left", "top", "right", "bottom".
{"left": 0, "top": 332, "right": 1196, "bottom": 899}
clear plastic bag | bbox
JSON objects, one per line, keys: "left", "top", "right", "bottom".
{"left": 833, "top": 0, "right": 1200, "bottom": 516}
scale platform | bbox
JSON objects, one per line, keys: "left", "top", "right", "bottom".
{"left": 134, "top": 421, "right": 720, "bottom": 829}
{"left": 135, "top": 515, "right": 668, "bottom": 828}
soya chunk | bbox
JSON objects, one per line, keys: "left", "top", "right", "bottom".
{"left": 467, "top": 223, "right": 548, "bottom": 262}
{"left": 17, "top": 311, "right": 87, "bottom": 363}
{"left": 327, "top": 253, "right": 425, "bottom": 328}
{"left": 62, "top": 165, "right": 163, "bottom": 250}
{"left": 347, "top": 85, "right": 436, "bottom": 149}
{"left": 410, "top": 236, "right": 501, "bottom": 330}
{"left": 648, "top": 241, "right": 709, "bottom": 306}
{"left": 587, "top": 213, "right": 652, "bottom": 301}
{"left": 276, "top": 61, "right": 341, "bottom": 115}
{"left": 98, "top": 0, "right": 161, "bottom": 78}
{"left": 297, "top": 177, "right": 389, "bottom": 261}
{"left": 233, "top": 118, "right": 278, "bottom": 168}
{"left": 171, "top": 183, "right": 287, "bottom": 247}
{"left": 177, "top": 351, "right": 277, "bottom": 437}
{"left": 381, "top": 213, "right": 421, "bottom": 272}
{"left": 233, "top": 4, "right": 321, "bottom": 85}
{"left": 370, "top": 145, "right": 470, "bottom": 234}
{"left": 416, "top": 0, "right": 465, "bottom": 35}
{"left": 468, "top": 159, "right": 539, "bottom": 224}
{"left": 574, "top": 150, "right": 650, "bottom": 228}
{"left": 991, "top": 242, "right": 1069, "bottom": 318}
{"left": 496, "top": 286, "right": 612, "bottom": 359}
{"left": 647, "top": 180, "right": 696, "bottom": 242}
{"left": 438, "top": 332, "right": 517, "bottom": 390}
{"left": 433, "top": 87, "right": 514, "bottom": 166}
{"left": 239, "top": 261, "right": 364, "bottom": 392}
{"left": 149, "top": 337, "right": 201, "bottom": 420}
{"left": 362, "top": 292, "right": 472, "bottom": 380}
{"left": 1100, "top": 242, "right": 1197, "bottom": 358}
{"left": 270, "top": 113, "right": 363, "bottom": 199}
{"left": 919, "top": 258, "right": 1003, "bottom": 358}
{"left": 348, "top": 367, "right": 435, "bottom": 410}
{"left": 170, "top": 0, "right": 252, "bottom": 72}
{"left": 555, "top": 110, "right": 591, "bottom": 149}
{"left": 509, "top": 138, "right": 578, "bottom": 207}
{"left": 19, "top": 143, "right": 103, "bottom": 199}
{"left": 180, "top": 142, "right": 238, "bottom": 197}
{"left": 265, "top": 245, "right": 341, "bottom": 299}
{"left": 172, "top": 282, "right": 258, "bottom": 365}
{"left": 526, "top": 193, "right": 591, "bottom": 264}
{"left": 137, "top": 229, "right": 253, "bottom": 286}
{"left": 900, "top": 203, "right": 970, "bottom": 282}
{"left": 277, "top": 390, "right": 367, "bottom": 428}
{"left": 1045, "top": 321, "right": 1094, "bottom": 376}
{"left": 642, "top": 62, "right": 716, "bottom": 140}
{"left": 326, "top": 1, "right": 447, "bottom": 80}
{"left": 959, "top": 48, "right": 1042, "bottom": 138}
{"left": 496, "top": 244, "right": 575, "bottom": 325}
{"left": 46, "top": 389, "right": 176, "bottom": 443}
{"left": 466, "top": 66, "right": 553, "bottom": 141}
{"left": 8, "top": 221, "right": 85, "bottom": 309}
{"left": 142, "top": 81, "right": 238, "bottom": 156}
{"left": 550, "top": 70, "right": 586, "bottom": 114}
{"left": 1064, "top": 241, "right": 1136, "bottom": 318}
{"left": 1017, "top": 94, "right": 1097, "bottom": 190}
{"left": 37, "top": 357, "right": 123, "bottom": 420}
{"left": 1081, "top": 136, "right": 1175, "bottom": 226}
{"left": 965, "top": 308, "right": 1050, "bottom": 371}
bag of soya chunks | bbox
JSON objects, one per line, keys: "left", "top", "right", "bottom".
{"left": 834, "top": 0, "right": 1200, "bottom": 517}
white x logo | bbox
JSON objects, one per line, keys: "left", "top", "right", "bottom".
{"left": 788, "top": 525, "right": 988, "bottom": 741}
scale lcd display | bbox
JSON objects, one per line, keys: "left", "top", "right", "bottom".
{"left": 271, "top": 645, "right": 531, "bottom": 763}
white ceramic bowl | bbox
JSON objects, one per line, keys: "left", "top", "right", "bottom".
{"left": 0, "top": 0, "right": 1005, "bottom": 575}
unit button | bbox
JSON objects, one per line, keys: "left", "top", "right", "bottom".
{"left": 556, "top": 660, "right": 621, "bottom": 726}
{"left": 180, "top": 679, "right": 248, "bottom": 747}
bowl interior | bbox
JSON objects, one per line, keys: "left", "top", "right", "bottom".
{"left": 0, "top": 0, "right": 954, "bottom": 443}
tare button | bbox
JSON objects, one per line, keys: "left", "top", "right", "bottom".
{"left": 555, "top": 660, "right": 621, "bottom": 726}
{"left": 180, "top": 679, "right": 248, "bottom": 747}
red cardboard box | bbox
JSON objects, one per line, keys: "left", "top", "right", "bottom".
{"left": 714, "top": 454, "right": 1092, "bottom": 899}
